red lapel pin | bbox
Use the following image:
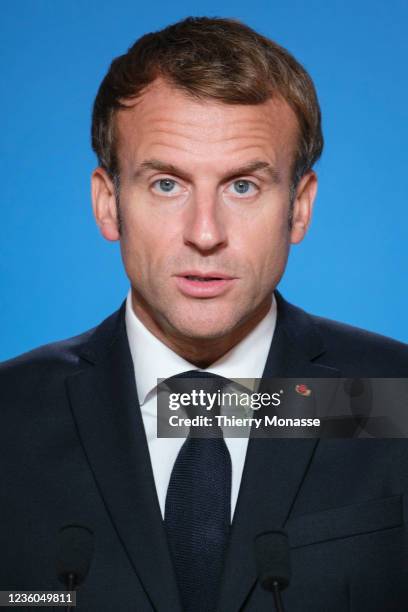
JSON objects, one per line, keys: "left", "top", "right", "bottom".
{"left": 295, "top": 384, "right": 311, "bottom": 397}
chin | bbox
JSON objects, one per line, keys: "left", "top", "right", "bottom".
{"left": 167, "top": 309, "right": 239, "bottom": 341}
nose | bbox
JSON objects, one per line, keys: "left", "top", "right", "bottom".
{"left": 182, "top": 190, "right": 227, "bottom": 253}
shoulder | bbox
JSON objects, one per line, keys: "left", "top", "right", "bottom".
{"left": 309, "top": 312, "right": 408, "bottom": 376}
{"left": 0, "top": 304, "right": 124, "bottom": 396}
{"left": 1, "top": 327, "right": 91, "bottom": 371}
{"left": 275, "top": 291, "right": 408, "bottom": 376}
{"left": 0, "top": 328, "right": 94, "bottom": 403}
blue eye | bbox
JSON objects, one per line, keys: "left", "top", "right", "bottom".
{"left": 227, "top": 180, "right": 257, "bottom": 196}
{"left": 155, "top": 179, "right": 176, "bottom": 193}
{"left": 151, "top": 178, "right": 185, "bottom": 197}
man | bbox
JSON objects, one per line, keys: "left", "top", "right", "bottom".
{"left": 1, "top": 16, "right": 407, "bottom": 612}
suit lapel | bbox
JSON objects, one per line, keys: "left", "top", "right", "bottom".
{"left": 216, "top": 292, "right": 340, "bottom": 612}
{"left": 65, "top": 305, "right": 182, "bottom": 612}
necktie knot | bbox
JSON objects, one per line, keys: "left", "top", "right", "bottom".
{"left": 164, "top": 369, "right": 230, "bottom": 393}
{"left": 163, "top": 370, "right": 231, "bottom": 433}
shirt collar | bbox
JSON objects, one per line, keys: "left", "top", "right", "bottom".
{"left": 125, "top": 289, "right": 277, "bottom": 406}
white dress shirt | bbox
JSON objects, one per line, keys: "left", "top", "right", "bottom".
{"left": 125, "top": 290, "right": 277, "bottom": 520}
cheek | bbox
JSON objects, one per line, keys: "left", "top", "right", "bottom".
{"left": 119, "top": 207, "right": 178, "bottom": 283}
{"left": 119, "top": 209, "right": 155, "bottom": 276}
{"left": 235, "top": 209, "right": 290, "bottom": 278}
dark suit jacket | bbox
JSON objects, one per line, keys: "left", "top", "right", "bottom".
{"left": 1, "top": 291, "right": 408, "bottom": 611}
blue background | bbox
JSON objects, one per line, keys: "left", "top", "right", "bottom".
{"left": 1, "top": 0, "right": 407, "bottom": 360}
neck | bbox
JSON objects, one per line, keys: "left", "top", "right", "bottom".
{"left": 130, "top": 291, "right": 272, "bottom": 368}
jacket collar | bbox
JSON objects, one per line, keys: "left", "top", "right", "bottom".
{"left": 77, "top": 290, "right": 331, "bottom": 369}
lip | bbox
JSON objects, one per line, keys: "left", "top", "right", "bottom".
{"left": 174, "top": 271, "right": 237, "bottom": 298}
{"left": 178, "top": 270, "right": 235, "bottom": 280}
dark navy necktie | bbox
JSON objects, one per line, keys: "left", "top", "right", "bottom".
{"left": 164, "top": 371, "right": 232, "bottom": 612}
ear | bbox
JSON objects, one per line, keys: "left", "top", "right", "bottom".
{"left": 91, "top": 167, "right": 120, "bottom": 241}
{"left": 290, "top": 170, "right": 318, "bottom": 244}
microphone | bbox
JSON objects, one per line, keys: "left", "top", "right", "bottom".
{"left": 254, "top": 530, "right": 291, "bottom": 612}
{"left": 56, "top": 524, "right": 94, "bottom": 612}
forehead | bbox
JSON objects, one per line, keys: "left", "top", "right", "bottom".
{"left": 115, "top": 78, "right": 299, "bottom": 177}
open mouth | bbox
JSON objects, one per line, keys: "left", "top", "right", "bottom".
{"left": 184, "top": 275, "right": 223, "bottom": 282}
{"left": 175, "top": 273, "right": 236, "bottom": 297}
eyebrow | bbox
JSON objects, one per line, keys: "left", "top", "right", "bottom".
{"left": 132, "top": 158, "right": 281, "bottom": 184}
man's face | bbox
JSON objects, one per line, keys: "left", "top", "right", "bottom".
{"left": 92, "top": 79, "right": 316, "bottom": 347}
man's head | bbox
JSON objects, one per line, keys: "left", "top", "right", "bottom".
{"left": 91, "top": 17, "right": 322, "bottom": 364}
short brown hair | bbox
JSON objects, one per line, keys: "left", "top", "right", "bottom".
{"left": 91, "top": 16, "right": 323, "bottom": 188}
